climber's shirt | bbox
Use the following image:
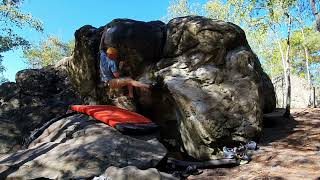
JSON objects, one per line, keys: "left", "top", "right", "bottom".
{"left": 100, "top": 51, "right": 118, "bottom": 82}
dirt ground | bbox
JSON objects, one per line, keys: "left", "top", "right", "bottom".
{"left": 188, "top": 108, "right": 320, "bottom": 180}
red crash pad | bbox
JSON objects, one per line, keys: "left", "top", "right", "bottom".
{"left": 71, "top": 105, "right": 153, "bottom": 128}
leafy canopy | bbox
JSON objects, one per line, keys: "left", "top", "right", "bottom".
{"left": 0, "top": 0, "right": 43, "bottom": 53}
{"left": 164, "top": 0, "right": 203, "bottom": 22}
{"left": 0, "top": 0, "right": 43, "bottom": 82}
{"left": 23, "top": 36, "right": 74, "bottom": 68}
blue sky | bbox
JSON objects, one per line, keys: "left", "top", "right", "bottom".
{"left": 2, "top": 0, "right": 182, "bottom": 81}
{"left": 2, "top": 0, "right": 317, "bottom": 82}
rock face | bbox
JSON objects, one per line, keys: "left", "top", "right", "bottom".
{"left": 0, "top": 67, "right": 80, "bottom": 154}
{"left": 0, "top": 82, "right": 21, "bottom": 154}
{"left": 66, "top": 19, "right": 166, "bottom": 105}
{"left": 67, "top": 25, "right": 104, "bottom": 103}
{"left": 101, "top": 19, "right": 166, "bottom": 76}
{"left": 154, "top": 16, "right": 275, "bottom": 159}
{"left": 0, "top": 114, "right": 167, "bottom": 179}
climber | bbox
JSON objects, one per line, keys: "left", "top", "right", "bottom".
{"left": 99, "top": 47, "right": 150, "bottom": 98}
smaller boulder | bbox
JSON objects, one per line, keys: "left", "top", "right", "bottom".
{"left": 0, "top": 114, "right": 167, "bottom": 179}
{"left": 16, "top": 68, "right": 59, "bottom": 97}
{"left": 0, "top": 67, "right": 80, "bottom": 154}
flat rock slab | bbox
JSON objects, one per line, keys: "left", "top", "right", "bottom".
{"left": 0, "top": 114, "right": 167, "bottom": 179}
{"left": 96, "top": 166, "right": 178, "bottom": 180}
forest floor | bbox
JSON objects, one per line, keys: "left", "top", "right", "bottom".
{"left": 189, "top": 108, "right": 320, "bottom": 180}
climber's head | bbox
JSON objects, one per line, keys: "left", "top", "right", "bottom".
{"left": 106, "top": 47, "right": 118, "bottom": 59}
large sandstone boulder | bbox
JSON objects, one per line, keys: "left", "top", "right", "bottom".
{"left": 0, "top": 67, "right": 80, "bottom": 154}
{"left": 153, "top": 16, "right": 276, "bottom": 159}
{"left": 63, "top": 16, "right": 276, "bottom": 160}
{"left": 0, "top": 114, "right": 167, "bottom": 179}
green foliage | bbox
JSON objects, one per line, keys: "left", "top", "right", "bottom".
{"left": 261, "top": 47, "right": 283, "bottom": 77}
{"left": 0, "top": 0, "right": 43, "bottom": 83}
{"left": 164, "top": 0, "right": 202, "bottom": 22}
{"left": 289, "top": 28, "right": 320, "bottom": 82}
{"left": 23, "top": 36, "right": 74, "bottom": 68}
{"left": 261, "top": 26, "right": 320, "bottom": 86}
{"left": 0, "top": 0, "right": 43, "bottom": 53}
{"left": 205, "top": 1, "right": 231, "bottom": 21}
{"left": 205, "top": 0, "right": 255, "bottom": 26}
{"left": 304, "top": 30, "right": 320, "bottom": 59}
{"left": 168, "top": 0, "right": 191, "bottom": 16}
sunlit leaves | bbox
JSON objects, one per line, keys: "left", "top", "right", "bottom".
{"left": 0, "top": 0, "right": 43, "bottom": 82}
{"left": 164, "top": 0, "right": 203, "bottom": 22}
{"left": 205, "top": 1, "right": 230, "bottom": 21}
{"left": 23, "top": 36, "right": 74, "bottom": 68}
{"left": 0, "top": 1, "right": 43, "bottom": 32}
{"left": 0, "top": 34, "right": 29, "bottom": 52}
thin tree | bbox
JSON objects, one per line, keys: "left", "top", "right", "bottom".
{"left": 283, "top": 13, "right": 292, "bottom": 117}
{"left": 295, "top": 24, "right": 313, "bottom": 106}
{"left": 310, "top": 0, "right": 320, "bottom": 31}
{"left": 293, "top": 1, "right": 316, "bottom": 107}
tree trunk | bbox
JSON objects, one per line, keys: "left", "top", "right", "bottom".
{"left": 317, "top": 14, "right": 320, "bottom": 32}
{"left": 310, "top": 0, "right": 320, "bottom": 31}
{"left": 283, "top": 16, "right": 292, "bottom": 118}
{"left": 313, "top": 87, "right": 316, "bottom": 108}
{"left": 300, "top": 28, "right": 313, "bottom": 107}
{"left": 304, "top": 47, "right": 313, "bottom": 106}
{"left": 276, "top": 35, "right": 286, "bottom": 108}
